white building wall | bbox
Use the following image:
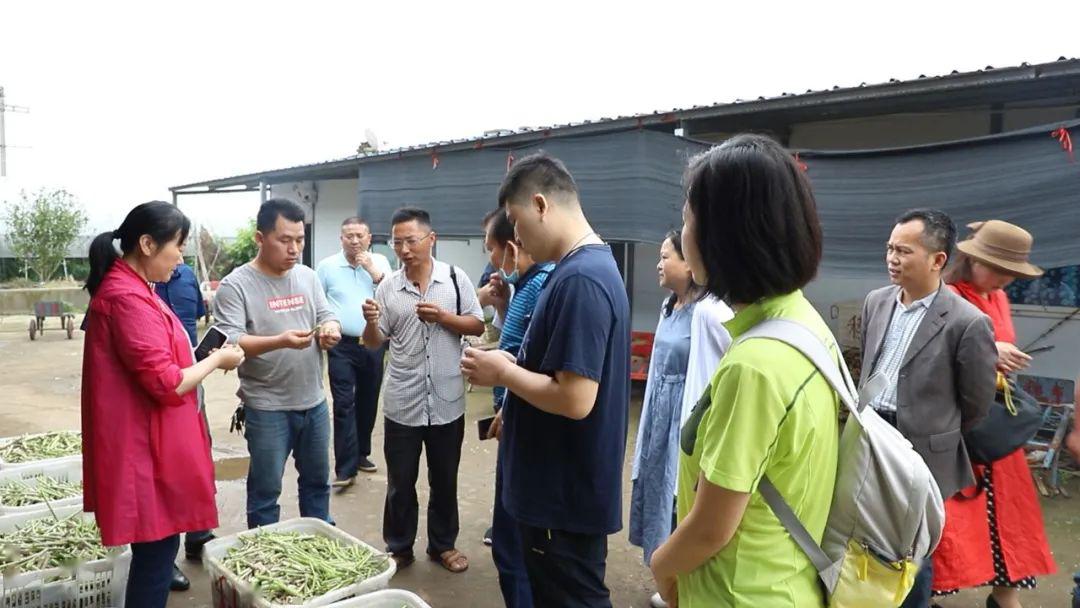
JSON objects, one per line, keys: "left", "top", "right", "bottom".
{"left": 631, "top": 241, "right": 667, "bottom": 332}
{"left": 434, "top": 237, "right": 491, "bottom": 284}
{"left": 306, "top": 179, "right": 490, "bottom": 279}
{"left": 310, "top": 179, "right": 360, "bottom": 266}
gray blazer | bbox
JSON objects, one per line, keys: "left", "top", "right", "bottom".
{"left": 859, "top": 284, "right": 997, "bottom": 497}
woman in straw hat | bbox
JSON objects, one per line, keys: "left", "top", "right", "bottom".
{"left": 934, "top": 220, "right": 1056, "bottom": 608}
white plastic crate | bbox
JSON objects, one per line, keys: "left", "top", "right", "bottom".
{"left": 330, "top": 589, "right": 432, "bottom": 607}
{"left": 203, "top": 517, "right": 396, "bottom": 608}
{"left": 0, "top": 459, "right": 83, "bottom": 515}
{"left": 0, "top": 505, "right": 130, "bottom": 608}
{"left": 0, "top": 432, "right": 82, "bottom": 472}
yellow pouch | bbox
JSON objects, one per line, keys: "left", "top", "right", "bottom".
{"left": 828, "top": 539, "right": 916, "bottom": 608}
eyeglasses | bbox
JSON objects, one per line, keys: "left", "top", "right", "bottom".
{"left": 388, "top": 232, "right": 433, "bottom": 249}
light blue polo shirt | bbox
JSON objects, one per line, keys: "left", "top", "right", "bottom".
{"left": 316, "top": 250, "right": 393, "bottom": 336}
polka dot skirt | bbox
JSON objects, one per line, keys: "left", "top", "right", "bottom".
{"left": 935, "top": 466, "right": 1037, "bottom": 596}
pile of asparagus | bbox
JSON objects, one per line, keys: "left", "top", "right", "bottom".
{"left": 221, "top": 531, "right": 389, "bottom": 604}
{"left": 0, "top": 432, "right": 81, "bottom": 464}
{"left": 0, "top": 512, "right": 108, "bottom": 572}
{"left": 0, "top": 476, "right": 82, "bottom": 507}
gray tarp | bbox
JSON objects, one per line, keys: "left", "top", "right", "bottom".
{"left": 801, "top": 120, "right": 1080, "bottom": 277}
{"left": 357, "top": 129, "right": 701, "bottom": 243}
{"left": 358, "top": 121, "right": 1080, "bottom": 277}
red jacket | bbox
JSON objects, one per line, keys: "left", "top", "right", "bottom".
{"left": 932, "top": 282, "right": 1055, "bottom": 590}
{"left": 81, "top": 260, "right": 217, "bottom": 546}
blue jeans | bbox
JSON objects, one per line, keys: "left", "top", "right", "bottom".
{"left": 328, "top": 341, "right": 384, "bottom": 479}
{"left": 244, "top": 401, "right": 331, "bottom": 528}
{"left": 125, "top": 534, "right": 179, "bottom": 608}
{"left": 493, "top": 454, "right": 533, "bottom": 608}
{"left": 901, "top": 557, "right": 934, "bottom": 608}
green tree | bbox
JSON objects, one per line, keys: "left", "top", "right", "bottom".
{"left": 2, "top": 189, "right": 88, "bottom": 284}
{"left": 226, "top": 219, "right": 258, "bottom": 272}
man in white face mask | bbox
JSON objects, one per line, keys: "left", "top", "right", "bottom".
{"left": 477, "top": 208, "right": 555, "bottom": 608}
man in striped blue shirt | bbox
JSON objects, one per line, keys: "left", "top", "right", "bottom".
{"left": 477, "top": 208, "right": 553, "bottom": 608}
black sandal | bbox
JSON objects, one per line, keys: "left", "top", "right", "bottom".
{"left": 391, "top": 552, "right": 415, "bottom": 569}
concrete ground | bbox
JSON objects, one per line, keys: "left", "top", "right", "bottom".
{"left": 0, "top": 316, "right": 1077, "bottom": 607}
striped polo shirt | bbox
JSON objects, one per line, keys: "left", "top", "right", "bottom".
{"left": 493, "top": 262, "right": 555, "bottom": 408}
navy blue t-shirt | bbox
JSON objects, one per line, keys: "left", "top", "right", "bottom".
{"left": 155, "top": 263, "right": 205, "bottom": 346}
{"left": 499, "top": 245, "right": 630, "bottom": 535}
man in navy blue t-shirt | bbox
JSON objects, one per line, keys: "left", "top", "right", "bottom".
{"left": 155, "top": 262, "right": 205, "bottom": 346}
{"left": 462, "top": 153, "right": 630, "bottom": 607}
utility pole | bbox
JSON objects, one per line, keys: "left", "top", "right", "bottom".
{"left": 0, "top": 87, "right": 31, "bottom": 177}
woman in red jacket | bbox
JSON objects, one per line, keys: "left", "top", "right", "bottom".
{"left": 82, "top": 201, "right": 244, "bottom": 608}
{"left": 937, "top": 220, "right": 1056, "bottom": 608}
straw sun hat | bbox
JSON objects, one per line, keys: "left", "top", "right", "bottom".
{"left": 956, "top": 220, "right": 1044, "bottom": 280}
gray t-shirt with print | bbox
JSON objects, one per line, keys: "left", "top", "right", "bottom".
{"left": 213, "top": 263, "right": 337, "bottom": 411}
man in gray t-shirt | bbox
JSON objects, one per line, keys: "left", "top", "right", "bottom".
{"left": 213, "top": 199, "right": 342, "bottom": 529}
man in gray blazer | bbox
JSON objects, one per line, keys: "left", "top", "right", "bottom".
{"left": 859, "top": 208, "right": 997, "bottom": 607}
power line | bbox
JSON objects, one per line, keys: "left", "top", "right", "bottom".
{"left": 0, "top": 87, "right": 31, "bottom": 178}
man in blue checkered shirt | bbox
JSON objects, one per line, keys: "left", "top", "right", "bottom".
{"left": 476, "top": 208, "right": 554, "bottom": 607}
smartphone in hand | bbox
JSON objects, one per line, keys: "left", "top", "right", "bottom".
{"left": 195, "top": 326, "right": 229, "bottom": 362}
{"left": 477, "top": 416, "right": 496, "bottom": 441}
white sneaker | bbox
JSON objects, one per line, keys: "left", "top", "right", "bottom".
{"left": 650, "top": 592, "right": 668, "bottom": 608}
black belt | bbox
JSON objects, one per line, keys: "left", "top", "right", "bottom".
{"left": 340, "top": 334, "right": 364, "bottom": 345}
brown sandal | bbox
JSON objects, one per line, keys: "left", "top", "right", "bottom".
{"left": 431, "top": 548, "right": 468, "bottom": 573}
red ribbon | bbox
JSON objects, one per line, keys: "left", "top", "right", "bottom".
{"left": 794, "top": 152, "right": 808, "bottom": 172}
{"left": 1052, "top": 127, "right": 1074, "bottom": 162}
{"left": 506, "top": 151, "right": 515, "bottom": 172}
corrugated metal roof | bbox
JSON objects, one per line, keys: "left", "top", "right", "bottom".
{"left": 172, "top": 56, "right": 1080, "bottom": 193}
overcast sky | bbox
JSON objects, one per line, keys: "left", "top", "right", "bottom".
{"left": 2, "top": 1, "right": 1078, "bottom": 235}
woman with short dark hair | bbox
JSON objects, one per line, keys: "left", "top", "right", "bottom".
{"left": 82, "top": 201, "right": 244, "bottom": 608}
{"left": 650, "top": 135, "right": 839, "bottom": 607}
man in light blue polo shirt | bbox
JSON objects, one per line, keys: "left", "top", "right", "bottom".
{"left": 317, "top": 216, "right": 393, "bottom": 486}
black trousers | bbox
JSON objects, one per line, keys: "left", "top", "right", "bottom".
{"left": 328, "top": 339, "right": 385, "bottom": 479}
{"left": 125, "top": 534, "right": 180, "bottom": 608}
{"left": 518, "top": 523, "right": 612, "bottom": 608}
{"left": 383, "top": 415, "right": 464, "bottom": 557}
